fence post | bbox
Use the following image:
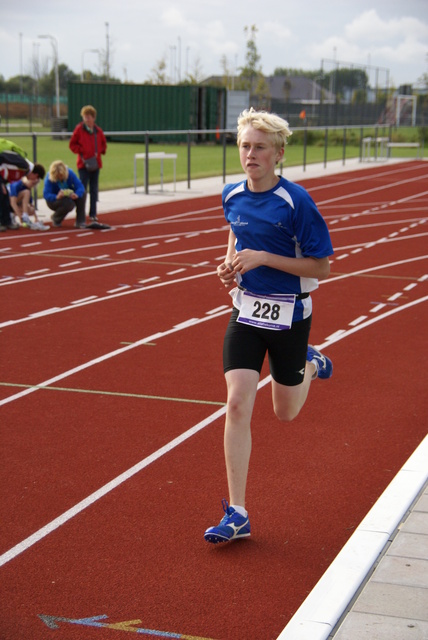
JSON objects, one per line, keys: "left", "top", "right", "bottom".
{"left": 222, "top": 130, "right": 227, "bottom": 184}
{"left": 187, "top": 131, "right": 191, "bottom": 190}
{"left": 324, "top": 128, "right": 328, "bottom": 168}
{"left": 303, "top": 127, "right": 307, "bottom": 171}
{"left": 374, "top": 125, "right": 378, "bottom": 161}
{"left": 342, "top": 126, "right": 347, "bottom": 165}
{"left": 32, "top": 133, "right": 38, "bottom": 209}
{"left": 144, "top": 132, "right": 149, "bottom": 195}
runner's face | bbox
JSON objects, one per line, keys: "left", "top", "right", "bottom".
{"left": 26, "top": 174, "right": 40, "bottom": 187}
{"left": 239, "top": 125, "right": 283, "bottom": 182}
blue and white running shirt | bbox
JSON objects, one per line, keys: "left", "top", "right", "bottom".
{"left": 222, "top": 176, "right": 334, "bottom": 321}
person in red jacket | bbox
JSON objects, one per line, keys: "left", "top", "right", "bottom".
{"left": 69, "top": 105, "right": 107, "bottom": 221}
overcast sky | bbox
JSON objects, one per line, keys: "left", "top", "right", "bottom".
{"left": 1, "top": 0, "right": 427, "bottom": 89}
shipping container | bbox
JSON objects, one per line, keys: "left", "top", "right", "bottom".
{"left": 68, "top": 83, "right": 226, "bottom": 143}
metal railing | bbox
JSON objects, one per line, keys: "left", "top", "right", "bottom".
{"left": 3, "top": 124, "right": 424, "bottom": 198}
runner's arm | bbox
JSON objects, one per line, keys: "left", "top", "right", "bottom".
{"left": 232, "top": 249, "right": 331, "bottom": 281}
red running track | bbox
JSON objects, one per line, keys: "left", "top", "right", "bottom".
{"left": 1, "top": 160, "right": 427, "bottom": 640}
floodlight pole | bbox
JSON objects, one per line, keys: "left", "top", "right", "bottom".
{"left": 38, "top": 34, "right": 60, "bottom": 117}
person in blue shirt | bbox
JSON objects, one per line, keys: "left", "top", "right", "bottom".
{"left": 43, "top": 160, "right": 86, "bottom": 228}
{"left": 204, "top": 108, "right": 334, "bottom": 544}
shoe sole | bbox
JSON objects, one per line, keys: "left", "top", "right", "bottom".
{"left": 25, "top": 223, "right": 49, "bottom": 231}
{"left": 204, "top": 530, "right": 251, "bottom": 544}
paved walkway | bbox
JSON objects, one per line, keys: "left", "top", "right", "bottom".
{"left": 332, "top": 477, "right": 428, "bottom": 639}
{"left": 35, "top": 158, "right": 428, "bottom": 640}
{"left": 35, "top": 157, "right": 372, "bottom": 221}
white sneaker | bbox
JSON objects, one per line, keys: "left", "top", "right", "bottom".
{"left": 21, "top": 213, "right": 32, "bottom": 227}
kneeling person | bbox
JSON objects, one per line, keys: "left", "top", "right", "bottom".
{"left": 9, "top": 164, "right": 49, "bottom": 230}
{"left": 43, "top": 160, "right": 86, "bottom": 228}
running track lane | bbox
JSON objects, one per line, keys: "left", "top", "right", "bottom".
{"left": 0, "top": 161, "right": 427, "bottom": 640}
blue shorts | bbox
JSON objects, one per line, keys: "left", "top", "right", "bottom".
{"left": 223, "top": 307, "right": 312, "bottom": 386}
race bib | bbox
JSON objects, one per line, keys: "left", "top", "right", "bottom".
{"left": 237, "top": 291, "right": 295, "bottom": 330}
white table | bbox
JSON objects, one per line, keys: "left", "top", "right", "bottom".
{"left": 134, "top": 152, "right": 177, "bottom": 193}
{"left": 362, "top": 137, "right": 388, "bottom": 162}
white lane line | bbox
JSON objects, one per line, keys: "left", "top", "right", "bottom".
{"left": 0, "top": 270, "right": 215, "bottom": 329}
{"left": 166, "top": 268, "right": 186, "bottom": 275}
{"left": 387, "top": 292, "right": 402, "bottom": 301}
{"left": 71, "top": 296, "right": 98, "bottom": 304}
{"left": 0, "top": 307, "right": 234, "bottom": 568}
{"left": 1, "top": 297, "right": 427, "bottom": 569}
{"left": 29, "top": 308, "right": 61, "bottom": 318}
{"left": 2, "top": 253, "right": 427, "bottom": 330}
{"left": 107, "top": 285, "right": 131, "bottom": 294}
{"left": 25, "top": 269, "right": 50, "bottom": 275}
{"left": 370, "top": 303, "right": 387, "bottom": 313}
{"left": 0, "top": 244, "right": 226, "bottom": 287}
{"left": 0, "top": 305, "right": 230, "bottom": 409}
{"left": 348, "top": 315, "right": 368, "bottom": 326}
{"left": 0, "top": 406, "right": 227, "bottom": 569}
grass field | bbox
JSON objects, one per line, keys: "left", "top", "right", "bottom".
{"left": 1, "top": 123, "right": 425, "bottom": 195}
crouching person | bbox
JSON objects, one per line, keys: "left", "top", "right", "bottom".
{"left": 43, "top": 160, "right": 86, "bottom": 228}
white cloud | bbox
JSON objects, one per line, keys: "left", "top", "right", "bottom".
{"left": 161, "top": 7, "right": 189, "bottom": 30}
{"left": 345, "top": 9, "right": 428, "bottom": 44}
{"left": 261, "top": 22, "right": 294, "bottom": 43}
{"left": 1, "top": 1, "right": 427, "bottom": 85}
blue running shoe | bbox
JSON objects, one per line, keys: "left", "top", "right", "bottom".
{"left": 307, "top": 345, "right": 333, "bottom": 379}
{"left": 204, "top": 499, "right": 251, "bottom": 544}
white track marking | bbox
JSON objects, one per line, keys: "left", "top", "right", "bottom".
{"left": 1, "top": 254, "right": 427, "bottom": 330}
{"left": 0, "top": 270, "right": 215, "bottom": 329}
{"left": 0, "top": 303, "right": 231, "bottom": 408}
{"left": 0, "top": 296, "right": 426, "bottom": 567}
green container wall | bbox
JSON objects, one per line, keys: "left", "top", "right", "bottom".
{"left": 68, "top": 83, "right": 225, "bottom": 142}
{"left": 204, "top": 86, "right": 225, "bottom": 130}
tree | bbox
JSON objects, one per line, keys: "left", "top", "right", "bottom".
{"left": 37, "top": 64, "right": 79, "bottom": 98}
{"left": 239, "top": 25, "right": 270, "bottom": 106}
{"left": 219, "top": 55, "right": 234, "bottom": 90}
{"left": 3, "top": 75, "right": 35, "bottom": 94}
{"left": 185, "top": 55, "right": 204, "bottom": 85}
{"left": 240, "top": 25, "right": 261, "bottom": 95}
{"left": 273, "top": 67, "right": 317, "bottom": 78}
{"left": 417, "top": 52, "right": 428, "bottom": 89}
{"left": 148, "top": 55, "right": 169, "bottom": 85}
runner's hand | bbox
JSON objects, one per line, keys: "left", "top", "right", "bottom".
{"left": 232, "top": 249, "right": 263, "bottom": 275}
{"left": 217, "top": 262, "right": 236, "bottom": 288}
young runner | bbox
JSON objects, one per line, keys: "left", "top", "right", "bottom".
{"left": 9, "top": 164, "right": 49, "bottom": 230}
{"left": 204, "top": 108, "right": 334, "bottom": 544}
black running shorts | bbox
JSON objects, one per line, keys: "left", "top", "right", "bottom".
{"left": 223, "top": 307, "right": 312, "bottom": 387}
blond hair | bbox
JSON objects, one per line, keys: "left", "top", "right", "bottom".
{"left": 80, "top": 104, "right": 97, "bottom": 118}
{"left": 49, "top": 160, "right": 68, "bottom": 182}
{"left": 237, "top": 107, "right": 292, "bottom": 150}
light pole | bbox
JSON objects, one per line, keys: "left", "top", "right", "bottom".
{"left": 19, "top": 33, "right": 23, "bottom": 95}
{"left": 105, "top": 22, "right": 110, "bottom": 81}
{"left": 81, "top": 49, "right": 100, "bottom": 81}
{"left": 311, "top": 74, "right": 324, "bottom": 119}
{"left": 38, "top": 34, "right": 60, "bottom": 117}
